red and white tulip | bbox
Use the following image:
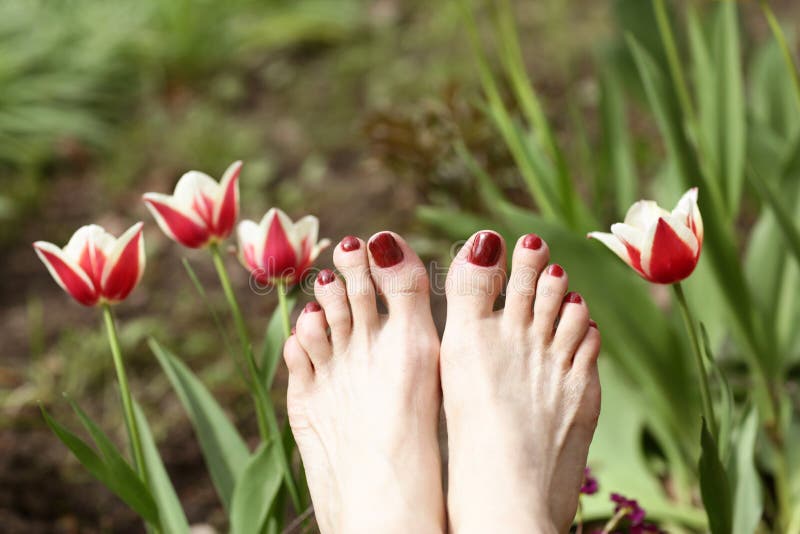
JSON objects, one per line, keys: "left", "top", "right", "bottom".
{"left": 33, "top": 222, "right": 146, "bottom": 306}
{"left": 142, "top": 161, "right": 241, "bottom": 248}
{"left": 588, "top": 187, "right": 703, "bottom": 284}
{"left": 237, "top": 208, "right": 330, "bottom": 286}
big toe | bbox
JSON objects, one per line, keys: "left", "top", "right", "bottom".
{"left": 445, "top": 230, "right": 507, "bottom": 319}
{"left": 367, "top": 231, "right": 433, "bottom": 320}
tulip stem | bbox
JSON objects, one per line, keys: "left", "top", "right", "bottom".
{"left": 672, "top": 283, "right": 717, "bottom": 438}
{"left": 277, "top": 280, "right": 292, "bottom": 339}
{"left": 101, "top": 304, "right": 148, "bottom": 485}
{"left": 209, "top": 244, "right": 301, "bottom": 511}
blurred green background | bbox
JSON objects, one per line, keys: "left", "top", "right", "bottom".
{"left": 1, "top": 0, "right": 799, "bottom": 531}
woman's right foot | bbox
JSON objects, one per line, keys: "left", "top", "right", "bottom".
{"left": 284, "top": 232, "right": 445, "bottom": 533}
{"left": 441, "top": 231, "right": 602, "bottom": 533}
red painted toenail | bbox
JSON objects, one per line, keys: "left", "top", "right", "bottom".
{"left": 564, "top": 291, "right": 582, "bottom": 304}
{"left": 589, "top": 319, "right": 598, "bottom": 329}
{"left": 369, "top": 232, "right": 404, "bottom": 267}
{"left": 341, "top": 235, "right": 360, "bottom": 252}
{"left": 522, "top": 233, "right": 542, "bottom": 250}
{"left": 317, "top": 268, "right": 336, "bottom": 285}
{"left": 468, "top": 232, "right": 502, "bottom": 266}
{"left": 304, "top": 301, "right": 321, "bottom": 312}
{"left": 546, "top": 264, "right": 564, "bottom": 277}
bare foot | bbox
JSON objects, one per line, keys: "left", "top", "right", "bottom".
{"left": 284, "top": 232, "right": 445, "bottom": 533}
{"left": 441, "top": 231, "right": 601, "bottom": 533}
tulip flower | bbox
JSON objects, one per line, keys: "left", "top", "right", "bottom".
{"left": 142, "top": 161, "right": 241, "bottom": 248}
{"left": 33, "top": 222, "right": 145, "bottom": 306}
{"left": 587, "top": 187, "right": 703, "bottom": 284}
{"left": 237, "top": 208, "right": 330, "bottom": 287}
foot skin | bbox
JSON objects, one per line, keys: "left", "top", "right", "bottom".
{"left": 284, "top": 232, "right": 445, "bottom": 533}
{"left": 441, "top": 231, "right": 601, "bottom": 534}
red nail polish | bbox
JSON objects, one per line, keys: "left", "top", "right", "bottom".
{"left": 547, "top": 264, "right": 564, "bottom": 277}
{"left": 304, "top": 301, "right": 321, "bottom": 313}
{"left": 564, "top": 291, "right": 582, "bottom": 304}
{"left": 317, "top": 269, "right": 336, "bottom": 285}
{"left": 589, "top": 319, "right": 598, "bottom": 329}
{"left": 341, "top": 235, "right": 360, "bottom": 252}
{"left": 522, "top": 233, "right": 542, "bottom": 250}
{"left": 468, "top": 232, "right": 502, "bottom": 267}
{"left": 369, "top": 232, "right": 404, "bottom": 267}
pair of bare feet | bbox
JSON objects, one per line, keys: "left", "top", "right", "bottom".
{"left": 283, "top": 230, "right": 602, "bottom": 533}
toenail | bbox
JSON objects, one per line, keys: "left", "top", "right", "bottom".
{"left": 522, "top": 233, "right": 543, "bottom": 250}
{"left": 304, "top": 301, "right": 322, "bottom": 313}
{"left": 564, "top": 291, "right": 582, "bottom": 304}
{"left": 546, "top": 264, "right": 564, "bottom": 277}
{"left": 369, "top": 232, "right": 404, "bottom": 267}
{"left": 468, "top": 231, "right": 502, "bottom": 266}
{"left": 589, "top": 319, "right": 598, "bottom": 329}
{"left": 317, "top": 268, "right": 336, "bottom": 285}
{"left": 340, "top": 235, "right": 360, "bottom": 252}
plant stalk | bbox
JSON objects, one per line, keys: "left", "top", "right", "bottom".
{"left": 209, "top": 244, "right": 301, "bottom": 510}
{"left": 277, "top": 280, "right": 291, "bottom": 339}
{"left": 102, "top": 304, "right": 148, "bottom": 484}
{"left": 672, "top": 283, "right": 717, "bottom": 438}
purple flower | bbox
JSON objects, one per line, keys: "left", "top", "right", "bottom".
{"left": 581, "top": 467, "right": 599, "bottom": 495}
{"left": 611, "top": 493, "right": 645, "bottom": 524}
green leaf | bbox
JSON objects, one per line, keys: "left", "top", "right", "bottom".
{"left": 230, "top": 441, "right": 283, "bottom": 534}
{"left": 67, "top": 399, "right": 160, "bottom": 525}
{"left": 598, "top": 65, "right": 637, "bottom": 216}
{"left": 149, "top": 338, "right": 249, "bottom": 511}
{"left": 41, "top": 405, "right": 160, "bottom": 525}
{"left": 730, "top": 408, "right": 763, "bottom": 534}
{"left": 710, "top": 1, "right": 745, "bottom": 216}
{"left": 699, "top": 418, "right": 733, "bottom": 534}
{"left": 259, "top": 297, "right": 296, "bottom": 388}
{"left": 747, "top": 166, "right": 800, "bottom": 275}
{"left": 133, "top": 402, "right": 190, "bottom": 534}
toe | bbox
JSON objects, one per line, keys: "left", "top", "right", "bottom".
{"left": 504, "top": 233, "right": 550, "bottom": 326}
{"left": 445, "top": 230, "right": 507, "bottom": 319}
{"left": 314, "top": 268, "right": 352, "bottom": 347}
{"left": 333, "top": 235, "right": 379, "bottom": 331}
{"left": 295, "top": 301, "right": 333, "bottom": 369}
{"left": 531, "top": 263, "right": 569, "bottom": 345}
{"left": 283, "top": 334, "right": 314, "bottom": 387}
{"left": 552, "top": 292, "right": 590, "bottom": 365}
{"left": 366, "top": 231, "right": 433, "bottom": 318}
{"left": 571, "top": 321, "right": 601, "bottom": 375}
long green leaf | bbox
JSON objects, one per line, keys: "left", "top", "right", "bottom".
{"left": 712, "top": 2, "right": 746, "bottom": 216}
{"left": 149, "top": 338, "right": 249, "bottom": 511}
{"left": 747, "top": 166, "right": 800, "bottom": 273}
{"left": 599, "top": 65, "right": 637, "bottom": 215}
{"left": 68, "top": 399, "right": 160, "bottom": 525}
{"left": 133, "top": 402, "right": 190, "bottom": 534}
{"left": 699, "top": 418, "right": 733, "bottom": 534}
{"left": 41, "top": 406, "right": 160, "bottom": 525}
{"left": 230, "top": 441, "right": 283, "bottom": 534}
{"left": 259, "top": 297, "right": 297, "bottom": 388}
{"left": 731, "top": 407, "right": 763, "bottom": 534}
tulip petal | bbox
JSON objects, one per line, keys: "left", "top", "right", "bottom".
{"left": 237, "top": 219, "right": 263, "bottom": 272}
{"left": 101, "top": 222, "right": 145, "bottom": 302}
{"left": 173, "top": 171, "right": 220, "bottom": 226}
{"left": 260, "top": 208, "right": 298, "bottom": 279}
{"left": 212, "top": 161, "right": 241, "bottom": 239}
{"left": 33, "top": 241, "right": 98, "bottom": 306}
{"left": 143, "top": 193, "right": 210, "bottom": 248}
{"left": 624, "top": 200, "right": 671, "bottom": 231}
{"left": 609, "top": 223, "right": 648, "bottom": 276}
{"left": 672, "top": 187, "right": 703, "bottom": 245}
{"left": 63, "top": 225, "right": 114, "bottom": 285}
{"left": 587, "top": 231, "right": 645, "bottom": 275}
{"left": 640, "top": 217, "right": 699, "bottom": 283}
